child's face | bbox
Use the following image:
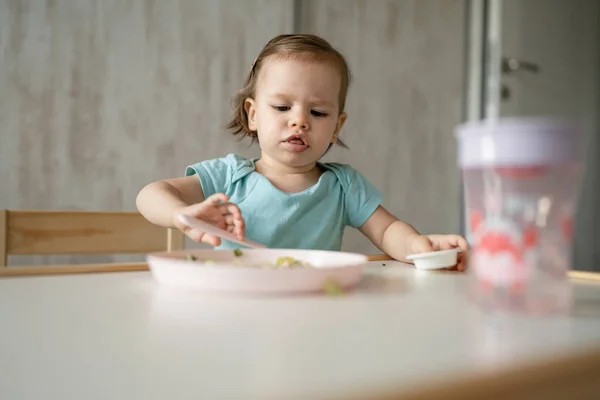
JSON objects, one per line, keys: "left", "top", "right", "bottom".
{"left": 245, "top": 58, "right": 347, "bottom": 167}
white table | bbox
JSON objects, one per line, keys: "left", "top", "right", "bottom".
{"left": 2, "top": 261, "right": 600, "bottom": 400}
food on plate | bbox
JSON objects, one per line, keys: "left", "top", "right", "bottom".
{"left": 323, "top": 279, "right": 344, "bottom": 295}
{"left": 182, "top": 251, "right": 313, "bottom": 269}
{"left": 273, "top": 256, "right": 312, "bottom": 268}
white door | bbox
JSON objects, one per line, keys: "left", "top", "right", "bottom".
{"left": 479, "top": 0, "right": 600, "bottom": 271}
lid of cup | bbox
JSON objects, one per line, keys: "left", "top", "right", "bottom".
{"left": 455, "top": 117, "right": 584, "bottom": 168}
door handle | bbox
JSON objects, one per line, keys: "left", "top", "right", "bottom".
{"left": 502, "top": 57, "right": 541, "bottom": 74}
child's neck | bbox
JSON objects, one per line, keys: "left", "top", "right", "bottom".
{"left": 255, "top": 155, "right": 323, "bottom": 193}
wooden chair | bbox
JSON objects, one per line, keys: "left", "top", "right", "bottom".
{"left": 0, "top": 209, "right": 184, "bottom": 277}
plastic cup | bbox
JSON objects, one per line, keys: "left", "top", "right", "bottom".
{"left": 455, "top": 118, "right": 584, "bottom": 314}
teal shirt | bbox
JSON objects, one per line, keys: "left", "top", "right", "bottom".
{"left": 185, "top": 154, "right": 382, "bottom": 250}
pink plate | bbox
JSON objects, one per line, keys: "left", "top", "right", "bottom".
{"left": 146, "top": 249, "right": 368, "bottom": 295}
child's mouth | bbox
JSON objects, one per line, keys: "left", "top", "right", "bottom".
{"left": 283, "top": 135, "right": 309, "bottom": 152}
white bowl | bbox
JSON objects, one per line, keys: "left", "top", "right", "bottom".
{"left": 406, "top": 248, "right": 460, "bottom": 270}
{"left": 146, "top": 249, "right": 368, "bottom": 295}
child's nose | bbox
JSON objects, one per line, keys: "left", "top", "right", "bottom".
{"left": 288, "top": 111, "right": 310, "bottom": 130}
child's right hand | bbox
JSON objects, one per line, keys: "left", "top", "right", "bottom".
{"left": 172, "top": 193, "right": 245, "bottom": 246}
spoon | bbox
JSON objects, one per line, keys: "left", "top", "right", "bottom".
{"left": 178, "top": 214, "right": 267, "bottom": 249}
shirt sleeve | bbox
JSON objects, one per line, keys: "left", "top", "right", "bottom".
{"left": 342, "top": 166, "right": 383, "bottom": 228}
{"left": 185, "top": 154, "right": 241, "bottom": 197}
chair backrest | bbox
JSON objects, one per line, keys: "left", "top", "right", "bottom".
{"left": 0, "top": 209, "right": 184, "bottom": 276}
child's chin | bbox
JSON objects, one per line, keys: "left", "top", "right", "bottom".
{"left": 280, "top": 152, "right": 319, "bottom": 166}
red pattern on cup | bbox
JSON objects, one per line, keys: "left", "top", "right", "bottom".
{"left": 561, "top": 216, "right": 573, "bottom": 240}
{"left": 478, "top": 231, "right": 523, "bottom": 262}
{"left": 470, "top": 210, "right": 483, "bottom": 233}
{"left": 523, "top": 225, "right": 539, "bottom": 249}
{"left": 494, "top": 166, "right": 549, "bottom": 178}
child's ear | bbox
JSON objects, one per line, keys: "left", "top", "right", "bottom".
{"left": 244, "top": 98, "right": 257, "bottom": 131}
{"left": 331, "top": 112, "right": 348, "bottom": 143}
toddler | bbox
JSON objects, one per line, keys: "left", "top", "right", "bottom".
{"left": 136, "top": 33, "right": 468, "bottom": 270}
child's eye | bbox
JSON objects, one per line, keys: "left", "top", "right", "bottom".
{"left": 272, "top": 105, "right": 290, "bottom": 112}
{"left": 311, "top": 110, "right": 328, "bottom": 117}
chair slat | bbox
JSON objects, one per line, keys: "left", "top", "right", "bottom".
{"left": 167, "top": 228, "right": 185, "bottom": 251}
{"left": 0, "top": 210, "right": 7, "bottom": 266}
{"left": 0, "top": 262, "right": 149, "bottom": 276}
{"left": 6, "top": 210, "right": 168, "bottom": 255}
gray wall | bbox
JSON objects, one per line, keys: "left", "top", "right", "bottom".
{"left": 0, "top": 0, "right": 467, "bottom": 265}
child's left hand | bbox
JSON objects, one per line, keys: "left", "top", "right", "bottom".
{"left": 408, "top": 234, "right": 469, "bottom": 271}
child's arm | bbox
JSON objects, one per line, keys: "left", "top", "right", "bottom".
{"left": 359, "top": 206, "right": 421, "bottom": 262}
{"left": 136, "top": 176, "right": 205, "bottom": 228}
{"left": 359, "top": 206, "right": 468, "bottom": 270}
{"left": 136, "top": 177, "right": 244, "bottom": 245}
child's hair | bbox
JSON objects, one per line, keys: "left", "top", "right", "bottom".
{"left": 226, "top": 33, "right": 351, "bottom": 148}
